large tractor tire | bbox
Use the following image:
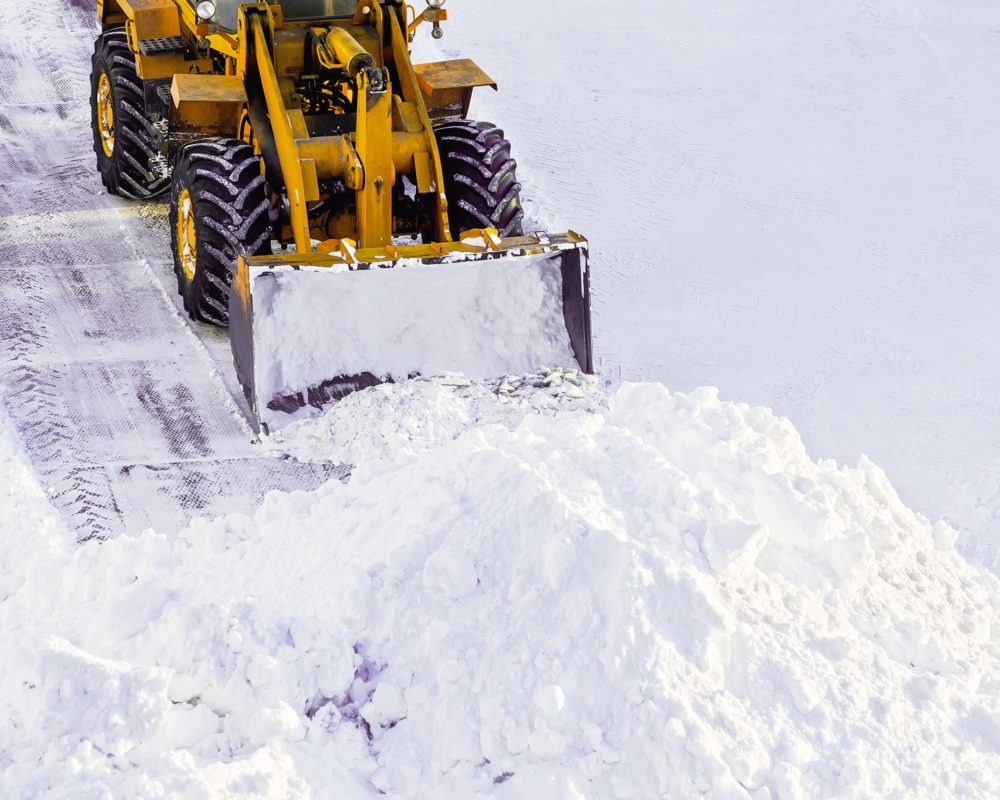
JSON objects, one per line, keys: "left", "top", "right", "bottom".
{"left": 169, "top": 138, "right": 272, "bottom": 326}
{"left": 90, "top": 28, "right": 167, "bottom": 199}
{"left": 434, "top": 120, "right": 524, "bottom": 238}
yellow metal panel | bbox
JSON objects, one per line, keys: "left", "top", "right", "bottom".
{"left": 287, "top": 108, "right": 311, "bottom": 140}
{"left": 171, "top": 74, "right": 248, "bottom": 105}
{"left": 392, "top": 98, "right": 423, "bottom": 133}
{"left": 170, "top": 74, "right": 245, "bottom": 133}
{"left": 274, "top": 30, "right": 308, "bottom": 79}
{"left": 249, "top": 14, "right": 311, "bottom": 252}
{"left": 118, "top": 0, "right": 191, "bottom": 79}
{"left": 413, "top": 59, "right": 498, "bottom": 120}
{"left": 297, "top": 135, "right": 364, "bottom": 188}
{"left": 300, "top": 159, "right": 321, "bottom": 202}
{"left": 354, "top": 70, "right": 394, "bottom": 249}
{"left": 421, "top": 87, "right": 468, "bottom": 120}
{"left": 389, "top": 131, "right": 429, "bottom": 175}
{"left": 117, "top": 0, "right": 182, "bottom": 39}
{"left": 413, "top": 59, "right": 497, "bottom": 94}
{"left": 278, "top": 78, "right": 298, "bottom": 107}
{"left": 297, "top": 132, "right": 423, "bottom": 191}
{"left": 135, "top": 53, "right": 193, "bottom": 81}
{"left": 99, "top": 0, "right": 127, "bottom": 25}
{"left": 413, "top": 152, "right": 433, "bottom": 195}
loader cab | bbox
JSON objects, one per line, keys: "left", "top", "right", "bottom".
{"left": 192, "top": 0, "right": 358, "bottom": 32}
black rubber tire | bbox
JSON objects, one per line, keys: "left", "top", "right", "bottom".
{"left": 169, "top": 138, "right": 272, "bottom": 326}
{"left": 434, "top": 120, "right": 524, "bottom": 238}
{"left": 90, "top": 28, "right": 168, "bottom": 199}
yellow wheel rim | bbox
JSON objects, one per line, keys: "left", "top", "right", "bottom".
{"left": 176, "top": 188, "right": 198, "bottom": 283}
{"left": 96, "top": 72, "right": 115, "bottom": 157}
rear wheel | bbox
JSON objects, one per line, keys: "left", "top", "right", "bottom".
{"left": 169, "top": 138, "right": 272, "bottom": 325}
{"left": 90, "top": 28, "right": 167, "bottom": 199}
{"left": 434, "top": 120, "right": 524, "bottom": 238}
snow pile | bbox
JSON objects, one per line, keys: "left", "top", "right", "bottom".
{"left": 267, "top": 368, "right": 603, "bottom": 463}
{"left": 2, "top": 382, "right": 999, "bottom": 798}
{"left": 0, "top": 407, "right": 66, "bottom": 605}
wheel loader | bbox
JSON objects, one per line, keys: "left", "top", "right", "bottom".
{"left": 90, "top": 0, "right": 593, "bottom": 433}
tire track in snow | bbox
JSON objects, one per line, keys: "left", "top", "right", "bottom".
{"left": 0, "top": 1, "right": 348, "bottom": 541}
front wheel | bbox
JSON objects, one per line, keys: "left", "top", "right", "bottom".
{"left": 169, "top": 139, "right": 272, "bottom": 325}
{"left": 434, "top": 120, "right": 525, "bottom": 238}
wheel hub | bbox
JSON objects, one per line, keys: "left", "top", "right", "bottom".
{"left": 176, "top": 188, "right": 198, "bottom": 282}
{"left": 96, "top": 72, "right": 115, "bottom": 157}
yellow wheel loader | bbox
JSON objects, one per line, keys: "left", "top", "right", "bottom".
{"left": 90, "top": 0, "right": 593, "bottom": 432}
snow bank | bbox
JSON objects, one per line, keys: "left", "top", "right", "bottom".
{"left": 1, "top": 382, "right": 998, "bottom": 798}
{"left": 0, "top": 404, "right": 67, "bottom": 604}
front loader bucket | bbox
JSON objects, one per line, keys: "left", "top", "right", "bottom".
{"left": 230, "top": 232, "right": 593, "bottom": 433}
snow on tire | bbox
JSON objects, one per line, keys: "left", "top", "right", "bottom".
{"left": 168, "top": 138, "right": 272, "bottom": 326}
{"left": 435, "top": 120, "right": 525, "bottom": 238}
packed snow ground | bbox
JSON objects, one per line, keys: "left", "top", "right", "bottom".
{"left": 0, "top": 0, "right": 343, "bottom": 543}
{"left": 2, "top": 379, "right": 998, "bottom": 798}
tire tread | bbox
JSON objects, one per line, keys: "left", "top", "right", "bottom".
{"left": 435, "top": 120, "right": 524, "bottom": 238}
{"left": 90, "top": 28, "right": 168, "bottom": 199}
{"left": 169, "top": 138, "right": 272, "bottom": 325}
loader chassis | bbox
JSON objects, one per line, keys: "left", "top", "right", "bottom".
{"left": 94, "top": 0, "right": 490, "bottom": 245}
{"left": 90, "top": 0, "right": 594, "bottom": 431}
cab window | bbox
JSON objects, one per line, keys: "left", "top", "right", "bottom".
{"left": 195, "top": 1, "right": 358, "bottom": 33}
{"left": 281, "top": 0, "right": 359, "bottom": 21}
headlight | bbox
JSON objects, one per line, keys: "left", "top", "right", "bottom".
{"left": 427, "top": 0, "right": 445, "bottom": 8}
{"left": 195, "top": 0, "right": 216, "bottom": 20}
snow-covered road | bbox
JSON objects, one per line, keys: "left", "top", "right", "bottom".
{"left": 427, "top": 0, "right": 1000, "bottom": 557}
{"left": 0, "top": 2, "right": 345, "bottom": 540}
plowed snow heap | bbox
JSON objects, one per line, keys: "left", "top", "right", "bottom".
{"left": 1, "top": 379, "right": 997, "bottom": 799}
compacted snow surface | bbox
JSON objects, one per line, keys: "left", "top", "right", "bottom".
{"left": 1, "top": 379, "right": 998, "bottom": 798}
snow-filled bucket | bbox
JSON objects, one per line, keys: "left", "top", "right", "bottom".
{"left": 229, "top": 231, "right": 593, "bottom": 433}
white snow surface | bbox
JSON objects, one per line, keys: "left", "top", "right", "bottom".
{"left": 251, "top": 253, "right": 577, "bottom": 429}
{"left": 2, "top": 380, "right": 998, "bottom": 798}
